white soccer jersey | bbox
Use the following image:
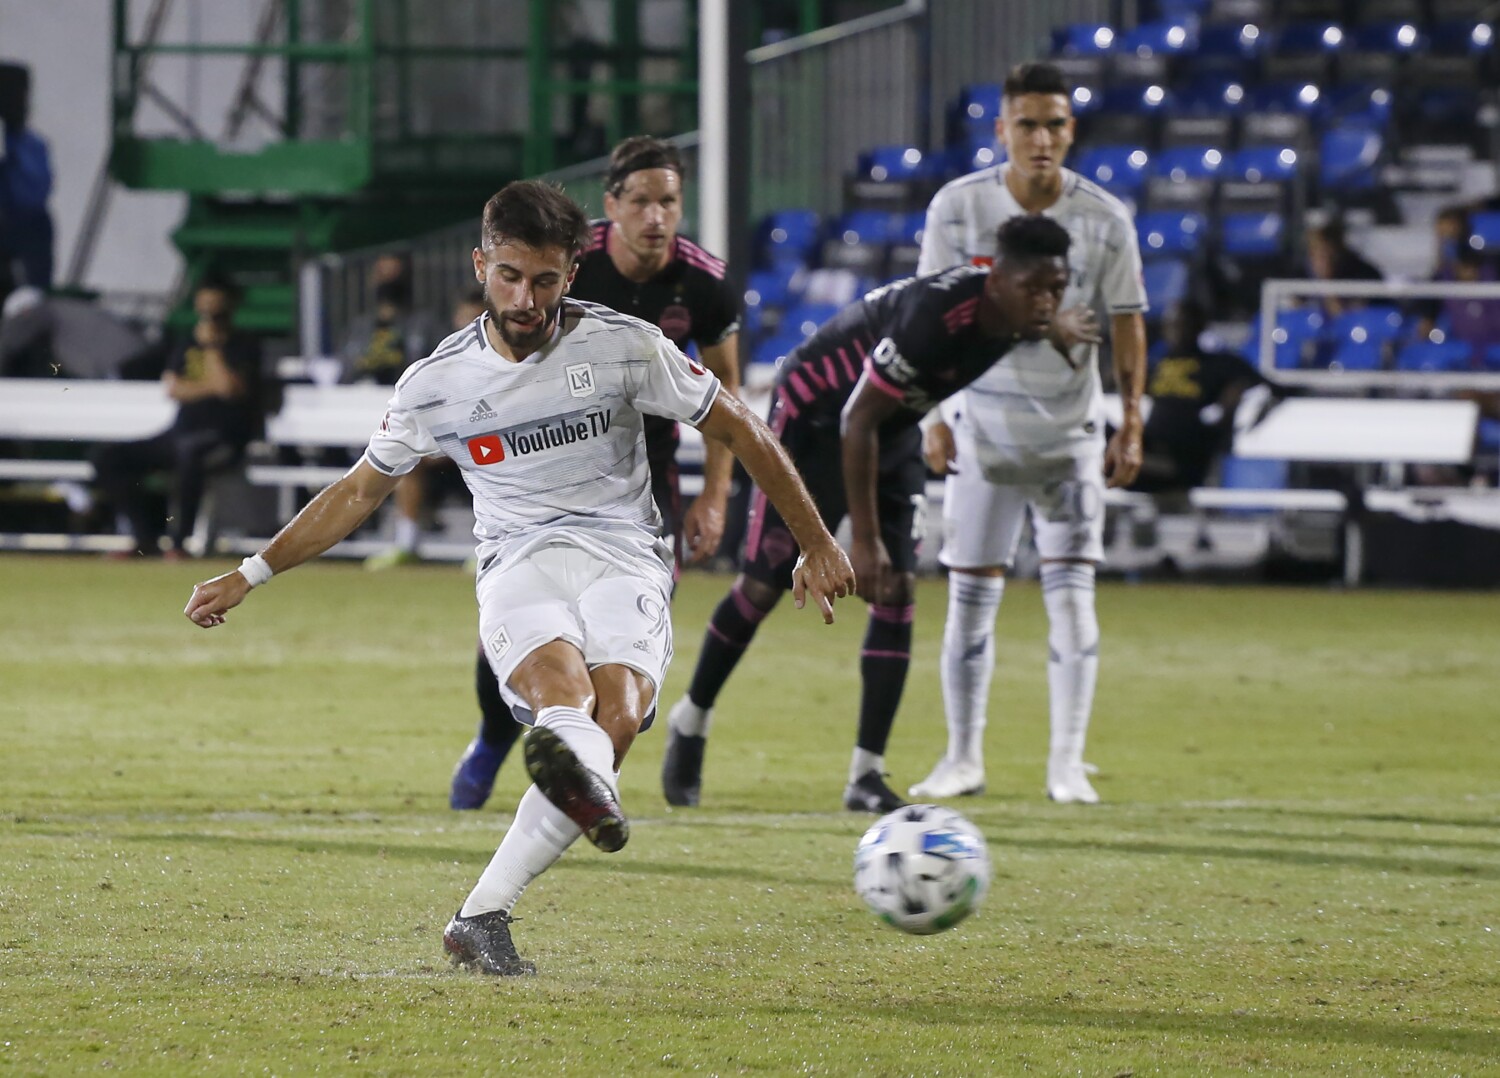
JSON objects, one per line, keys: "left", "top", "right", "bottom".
{"left": 919, "top": 164, "right": 1146, "bottom": 480}
{"left": 363, "top": 300, "right": 720, "bottom": 577}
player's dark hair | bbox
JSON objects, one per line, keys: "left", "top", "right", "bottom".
{"left": 194, "top": 271, "right": 241, "bottom": 304}
{"left": 1003, "top": 62, "right": 1072, "bottom": 99}
{"left": 481, "top": 180, "right": 592, "bottom": 257}
{"left": 605, "top": 136, "right": 685, "bottom": 196}
{"left": 995, "top": 214, "right": 1071, "bottom": 265}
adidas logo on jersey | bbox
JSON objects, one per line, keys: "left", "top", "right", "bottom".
{"left": 469, "top": 398, "right": 498, "bottom": 423}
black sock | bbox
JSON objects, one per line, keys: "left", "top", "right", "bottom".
{"left": 686, "top": 582, "right": 773, "bottom": 709}
{"left": 475, "top": 647, "right": 524, "bottom": 763}
{"left": 857, "top": 604, "right": 914, "bottom": 755}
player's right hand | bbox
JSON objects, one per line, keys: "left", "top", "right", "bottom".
{"left": 184, "top": 570, "right": 252, "bottom": 629}
{"left": 792, "top": 539, "right": 855, "bottom": 625}
{"left": 923, "top": 421, "right": 957, "bottom": 475}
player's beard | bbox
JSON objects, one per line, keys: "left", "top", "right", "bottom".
{"left": 485, "top": 291, "right": 562, "bottom": 354}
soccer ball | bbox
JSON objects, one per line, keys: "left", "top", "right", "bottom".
{"left": 853, "top": 804, "right": 991, "bottom": 935}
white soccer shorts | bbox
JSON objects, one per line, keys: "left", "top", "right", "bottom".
{"left": 938, "top": 452, "right": 1106, "bottom": 570}
{"left": 476, "top": 543, "right": 675, "bottom": 719}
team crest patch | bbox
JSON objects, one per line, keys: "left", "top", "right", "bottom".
{"left": 487, "top": 626, "right": 512, "bottom": 659}
{"left": 566, "top": 363, "right": 596, "bottom": 397}
{"left": 659, "top": 304, "right": 692, "bottom": 341}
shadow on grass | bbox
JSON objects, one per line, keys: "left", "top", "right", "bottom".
{"left": 1187, "top": 825, "right": 1500, "bottom": 855}
{"left": 1255, "top": 807, "right": 1500, "bottom": 832}
{"left": 79, "top": 830, "right": 840, "bottom": 890}
{"left": 997, "top": 834, "right": 1500, "bottom": 880}
{"left": 846, "top": 999, "right": 1500, "bottom": 1060}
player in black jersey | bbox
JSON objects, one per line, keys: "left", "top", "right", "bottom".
{"left": 450, "top": 136, "right": 742, "bottom": 810}
{"left": 660, "top": 215, "right": 1089, "bottom": 812}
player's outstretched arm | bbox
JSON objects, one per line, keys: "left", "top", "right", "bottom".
{"left": 696, "top": 392, "right": 853, "bottom": 623}
{"left": 184, "top": 459, "right": 401, "bottom": 628}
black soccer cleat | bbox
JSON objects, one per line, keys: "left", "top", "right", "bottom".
{"left": 443, "top": 908, "right": 536, "bottom": 976}
{"left": 843, "top": 770, "right": 909, "bottom": 814}
{"left": 523, "top": 726, "right": 629, "bottom": 852}
{"left": 660, "top": 727, "right": 706, "bottom": 807}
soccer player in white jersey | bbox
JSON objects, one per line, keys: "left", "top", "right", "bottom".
{"left": 910, "top": 62, "right": 1147, "bottom": 805}
{"left": 183, "top": 181, "right": 854, "bottom": 976}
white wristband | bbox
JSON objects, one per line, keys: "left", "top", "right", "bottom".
{"left": 238, "top": 554, "right": 273, "bottom": 588}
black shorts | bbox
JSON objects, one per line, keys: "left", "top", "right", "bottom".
{"left": 741, "top": 396, "right": 925, "bottom": 591}
{"left": 644, "top": 413, "right": 684, "bottom": 567}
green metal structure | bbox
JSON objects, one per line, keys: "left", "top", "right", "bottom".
{"left": 109, "top": 0, "right": 703, "bottom": 333}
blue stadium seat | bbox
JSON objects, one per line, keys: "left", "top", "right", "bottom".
{"left": 1118, "top": 18, "right": 1199, "bottom": 57}
{"left": 1325, "top": 84, "right": 1394, "bottom": 128}
{"left": 1350, "top": 22, "right": 1425, "bottom": 54}
{"left": 1174, "top": 77, "right": 1250, "bottom": 115}
{"left": 752, "top": 329, "right": 808, "bottom": 367}
{"left": 1153, "top": 144, "right": 1226, "bottom": 181}
{"left": 1073, "top": 145, "right": 1151, "bottom": 197}
{"left": 1189, "top": 21, "right": 1266, "bottom": 80}
{"left": 1219, "top": 454, "right": 1290, "bottom": 490}
{"left": 1142, "top": 257, "right": 1191, "bottom": 310}
{"left": 1467, "top": 211, "right": 1500, "bottom": 254}
{"left": 1051, "top": 24, "right": 1118, "bottom": 55}
{"left": 1137, "top": 211, "right": 1207, "bottom": 258}
{"left": 1226, "top": 145, "right": 1300, "bottom": 183}
{"left": 1101, "top": 83, "right": 1175, "bottom": 115}
{"left": 1320, "top": 127, "right": 1383, "bottom": 192}
{"left": 779, "top": 302, "right": 842, "bottom": 340}
{"left": 895, "top": 211, "right": 926, "bottom": 247}
{"left": 830, "top": 210, "right": 902, "bottom": 247}
{"left": 745, "top": 266, "right": 799, "bottom": 311}
{"left": 1242, "top": 307, "right": 1324, "bottom": 369}
{"left": 758, "top": 210, "right": 820, "bottom": 269}
{"left": 1395, "top": 339, "right": 1474, "bottom": 371}
{"left": 1325, "top": 306, "right": 1404, "bottom": 370}
{"left": 1483, "top": 344, "right": 1500, "bottom": 372}
{"left": 1431, "top": 20, "right": 1496, "bottom": 55}
{"left": 1220, "top": 212, "right": 1285, "bottom": 256}
{"left": 953, "top": 83, "right": 1002, "bottom": 125}
{"left": 1274, "top": 20, "right": 1346, "bottom": 54}
{"left": 1478, "top": 417, "right": 1500, "bottom": 453}
{"left": 857, "top": 146, "right": 930, "bottom": 183}
{"left": 1248, "top": 81, "right": 1326, "bottom": 117}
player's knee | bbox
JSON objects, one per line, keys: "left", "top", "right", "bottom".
{"left": 735, "top": 574, "right": 782, "bottom": 614}
{"left": 875, "top": 572, "right": 916, "bottom": 608}
{"left": 508, "top": 643, "right": 595, "bottom": 714}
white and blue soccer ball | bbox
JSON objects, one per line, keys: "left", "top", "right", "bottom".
{"left": 853, "top": 804, "right": 991, "bottom": 935}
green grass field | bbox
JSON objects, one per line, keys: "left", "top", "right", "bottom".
{"left": 2, "top": 555, "right": 1498, "bottom": 1075}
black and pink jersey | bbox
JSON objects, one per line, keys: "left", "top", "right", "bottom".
{"left": 774, "top": 265, "right": 1020, "bottom": 429}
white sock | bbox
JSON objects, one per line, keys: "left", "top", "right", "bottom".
{"left": 393, "top": 515, "right": 420, "bottom": 553}
{"left": 536, "top": 704, "right": 618, "bottom": 791}
{"left": 1041, "top": 562, "right": 1099, "bottom": 770}
{"left": 941, "top": 573, "right": 1004, "bottom": 767}
{"left": 669, "top": 697, "right": 712, "bottom": 737}
{"left": 850, "top": 747, "right": 883, "bottom": 783}
{"left": 460, "top": 783, "right": 581, "bottom": 917}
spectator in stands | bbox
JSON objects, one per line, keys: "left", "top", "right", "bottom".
{"left": 1305, "top": 219, "right": 1383, "bottom": 318}
{"left": 338, "top": 253, "right": 444, "bottom": 386}
{"left": 1430, "top": 248, "right": 1500, "bottom": 358}
{"left": 91, "top": 276, "right": 262, "bottom": 558}
{"left": 0, "top": 63, "right": 55, "bottom": 290}
{"left": 363, "top": 287, "right": 483, "bottom": 571}
{"left": 1433, "top": 205, "right": 1471, "bottom": 281}
{"left": 1130, "top": 298, "right": 1269, "bottom": 494}
{"left": 0, "top": 287, "right": 153, "bottom": 379}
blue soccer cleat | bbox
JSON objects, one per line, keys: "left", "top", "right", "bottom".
{"left": 449, "top": 736, "right": 504, "bottom": 810}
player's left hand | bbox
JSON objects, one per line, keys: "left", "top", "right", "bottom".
{"left": 1103, "top": 423, "right": 1144, "bottom": 489}
{"left": 848, "top": 536, "right": 893, "bottom": 605}
{"left": 1053, "top": 305, "right": 1102, "bottom": 353}
{"left": 792, "top": 539, "right": 856, "bottom": 624}
{"left": 681, "top": 495, "right": 727, "bottom": 564}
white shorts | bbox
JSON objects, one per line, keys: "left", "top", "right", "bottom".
{"left": 476, "top": 544, "right": 674, "bottom": 722}
{"left": 939, "top": 453, "right": 1106, "bottom": 570}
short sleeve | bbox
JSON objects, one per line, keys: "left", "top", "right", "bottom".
{"left": 633, "top": 331, "right": 722, "bottom": 427}
{"left": 1101, "top": 213, "right": 1149, "bottom": 314}
{"left": 363, "top": 388, "right": 440, "bottom": 476}
{"left": 917, "top": 187, "right": 965, "bottom": 276}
